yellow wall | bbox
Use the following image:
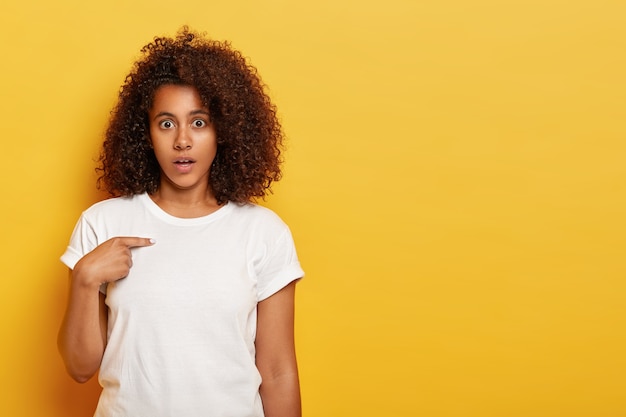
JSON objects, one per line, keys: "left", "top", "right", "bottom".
{"left": 1, "top": 0, "right": 625, "bottom": 416}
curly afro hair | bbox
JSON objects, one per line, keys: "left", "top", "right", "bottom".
{"left": 97, "top": 27, "right": 284, "bottom": 204}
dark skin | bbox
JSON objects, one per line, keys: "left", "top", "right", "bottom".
{"left": 58, "top": 84, "right": 301, "bottom": 417}
{"left": 98, "top": 28, "right": 284, "bottom": 205}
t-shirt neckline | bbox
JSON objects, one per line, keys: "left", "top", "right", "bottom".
{"left": 139, "top": 192, "right": 233, "bottom": 226}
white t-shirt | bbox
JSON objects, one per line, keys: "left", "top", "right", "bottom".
{"left": 61, "top": 193, "right": 304, "bottom": 417}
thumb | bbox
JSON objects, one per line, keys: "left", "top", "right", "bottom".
{"left": 117, "top": 236, "right": 156, "bottom": 248}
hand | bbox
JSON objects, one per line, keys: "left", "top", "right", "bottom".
{"left": 73, "top": 237, "right": 155, "bottom": 289}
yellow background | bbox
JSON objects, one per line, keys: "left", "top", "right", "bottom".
{"left": 1, "top": 0, "right": 625, "bottom": 416}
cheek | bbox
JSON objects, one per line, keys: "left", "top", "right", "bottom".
{"left": 198, "top": 132, "right": 218, "bottom": 149}
{"left": 150, "top": 138, "right": 171, "bottom": 160}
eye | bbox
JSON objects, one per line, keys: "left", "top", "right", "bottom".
{"left": 192, "top": 119, "right": 207, "bottom": 128}
{"left": 159, "top": 120, "right": 175, "bottom": 129}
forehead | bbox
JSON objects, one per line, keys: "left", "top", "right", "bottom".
{"left": 150, "top": 84, "right": 206, "bottom": 113}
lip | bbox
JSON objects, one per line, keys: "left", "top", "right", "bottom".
{"left": 173, "top": 157, "right": 196, "bottom": 173}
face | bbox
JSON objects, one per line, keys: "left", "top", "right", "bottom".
{"left": 148, "top": 84, "right": 217, "bottom": 194}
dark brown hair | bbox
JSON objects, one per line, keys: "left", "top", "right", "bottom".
{"left": 98, "top": 27, "right": 284, "bottom": 204}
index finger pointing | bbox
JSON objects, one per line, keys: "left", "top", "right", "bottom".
{"left": 117, "top": 237, "right": 156, "bottom": 248}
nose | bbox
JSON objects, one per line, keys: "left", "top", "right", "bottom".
{"left": 174, "top": 127, "right": 192, "bottom": 150}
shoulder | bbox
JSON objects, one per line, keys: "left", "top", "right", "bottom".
{"left": 228, "top": 203, "right": 291, "bottom": 236}
{"left": 80, "top": 194, "right": 143, "bottom": 221}
{"left": 231, "top": 202, "right": 287, "bottom": 224}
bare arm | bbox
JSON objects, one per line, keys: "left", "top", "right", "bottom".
{"left": 57, "top": 273, "right": 108, "bottom": 383}
{"left": 256, "top": 281, "right": 302, "bottom": 417}
{"left": 57, "top": 236, "right": 154, "bottom": 382}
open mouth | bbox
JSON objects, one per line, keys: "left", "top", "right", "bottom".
{"left": 173, "top": 158, "right": 195, "bottom": 172}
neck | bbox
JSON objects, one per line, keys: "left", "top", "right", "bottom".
{"left": 150, "top": 184, "right": 221, "bottom": 218}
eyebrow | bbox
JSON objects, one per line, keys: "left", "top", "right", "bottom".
{"left": 152, "top": 109, "right": 210, "bottom": 120}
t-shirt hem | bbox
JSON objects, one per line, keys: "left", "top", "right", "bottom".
{"left": 257, "top": 263, "right": 304, "bottom": 301}
{"left": 60, "top": 246, "right": 82, "bottom": 269}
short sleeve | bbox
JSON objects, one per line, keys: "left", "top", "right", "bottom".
{"left": 60, "top": 214, "right": 98, "bottom": 270}
{"left": 255, "top": 226, "right": 304, "bottom": 302}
